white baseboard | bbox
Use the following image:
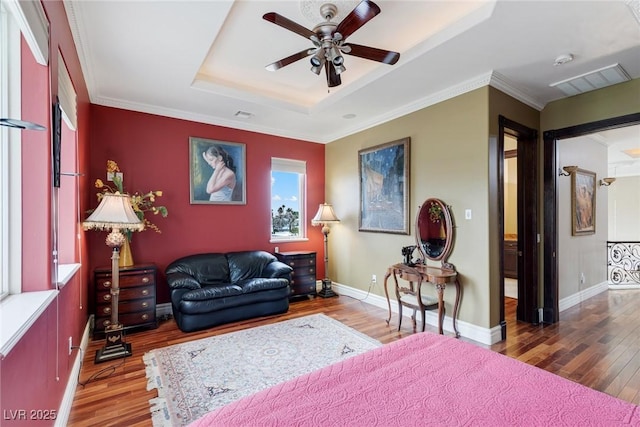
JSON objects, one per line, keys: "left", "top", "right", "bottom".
{"left": 331, "top": 282, "right": 499, "bottom": 345}
{"left": 559, "top": 281, "right": 608, "bottom": 312}
{"left": 608, "top": 282, "right": 640, "bottom": 290}
{"left": 55, "top": 318, "right": 91, "bottom": 427}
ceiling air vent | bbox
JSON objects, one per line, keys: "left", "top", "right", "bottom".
{"left": 550, "top": 63, "right": 630, "bottom": 96}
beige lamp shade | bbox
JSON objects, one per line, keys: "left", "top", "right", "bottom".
{"left": 312, "top": 203, "right": 340, "bottom": 225}
{"left": 83, "top": 193, "right": 144, "bottom": 232}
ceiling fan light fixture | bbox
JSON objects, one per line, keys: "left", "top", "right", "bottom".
{"left": 329, "top": 46, "right": 344, "bottom": 66}
{"left": 333, "top": 63, "right": 346, "bottom": 75}
{"left": 310, "top": 49, "right": 325, "bottom": 67}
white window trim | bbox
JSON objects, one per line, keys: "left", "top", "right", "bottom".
{"left": 1, "top": 0, "right": 48, "bottom": 65}
{"left": 0, "top": 0, "right": 58, "bottom": 358}
{"left": 1, "top": 1, "right": 22, "bottom": 299}
{"left": 271, "top": 158, "right": 308, "bottom": 242}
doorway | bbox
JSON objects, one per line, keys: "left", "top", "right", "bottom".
{"left": 542, "top": 112, "right": 640, "bottom": 323}
{"left": 499, "top": 116, "right": 538, "bottom": 337}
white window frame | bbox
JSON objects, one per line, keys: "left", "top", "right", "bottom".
{"left": 0, "top": 2, "right": 22, "bottom": 300}
{"left": 0, "top": 0, "right": 58, "bottom": 359}
{"left": 271, "top": 158, "right": 307, "bottom": 242}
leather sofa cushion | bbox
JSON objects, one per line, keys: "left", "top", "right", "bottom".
{"left": 181, "top": 277, "right": 289, "bottom": 302}
{"left": 227, "top": 251, "right": 280, "bottom": 283}
{"left": 179, "top": 285, "right": 290, "bottom": 314}
{"left": 166, "top": 253, "right": 230, "bottom": 285}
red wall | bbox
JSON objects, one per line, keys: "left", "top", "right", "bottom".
{"left": 87, "top": 105, "right": 326, "bottom": 304}
{"left": 2, "top": 1, "right": 325, "bottom": 423}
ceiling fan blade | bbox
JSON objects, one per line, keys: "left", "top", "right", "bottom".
{"left": 263, "top": 12, "right": 316, "bottom": 40}
{"left": 335, "top": 0, "right": 381, "bottom": 40}
{"left": 344, "top": 43, "right": 400, "bottom": 65}
{"left": 325, "top": 64, "right": 342, "bottom": 87}
{"left": 266, "top": 49, "right": 314, "bottom": 72}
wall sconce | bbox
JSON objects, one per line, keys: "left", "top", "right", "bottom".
{"left": 559, "top": 165, "right": 579, "bottom": 176}
{"left": 600, "top": 177, "right": 616, "bottom": 187}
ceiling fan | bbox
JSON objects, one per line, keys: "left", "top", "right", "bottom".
{"left": 263, "top": 0, "right": 400, "bottom": 88}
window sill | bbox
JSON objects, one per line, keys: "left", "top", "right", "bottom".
{"left": 270, "top": 237, "right": 309, "bottom": 243}
{"left": 57, "top": 263, "right": 81, "bottom": 287}
{"left": 0, "top": 290, "right": 58, "bottom": 357}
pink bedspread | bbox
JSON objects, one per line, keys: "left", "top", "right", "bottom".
{"left": 189, "top": 332, "right": 640, "bottom": 426}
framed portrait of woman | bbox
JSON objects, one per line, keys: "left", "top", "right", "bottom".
{"left": 189, "top": 137, "right": 246, "bottom": 204}
{"left": 571, "top": 168, "right": 596, "bottom": 235}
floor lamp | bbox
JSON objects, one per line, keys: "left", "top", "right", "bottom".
{"left": 83, "top": 192, "right": 143, "bottom": 363}
{"left": 312, "top": 203, "right": 340, "bottom": 298}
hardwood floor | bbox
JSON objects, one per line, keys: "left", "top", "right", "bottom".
{"left": 68, "top": 289, "right": 640, "bottom": 426}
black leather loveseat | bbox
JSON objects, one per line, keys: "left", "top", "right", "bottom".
{"left": 165, "top": 251, "right": 293, "bottom": 332}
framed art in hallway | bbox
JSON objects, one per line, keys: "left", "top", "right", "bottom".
{"left": 189, "top": 137, "right": 246, "bottom": 204}
{"left": 571, "top": 168, "right": 596, "bottom": 236}
{"left": 358, "top": 137, "right": 410, "bottom": 235}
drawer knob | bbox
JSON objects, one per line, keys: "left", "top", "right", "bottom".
{"left": 103, "top": 281, "right": 111, "bottom": 287}
{"left": 103, "top": 307, "right": 111, "bottom": 315}
{"left": 141, "top": 289, "right": 149, "bottom": 296}
{"left": 309, "top": 268, "right": 315, "bottom": 273}
{"left": 141, "top": 302, "right": 149, "bottom": 308}
{"left": 142, "top": 277, "right": 150, "bottom": 283}
{"left": 141, "top": 314, "right": 149, "bottom": 321}
{"left": 290, "top": 261, "right": 296, "bottom": 266}
{"left": 103, "top": 320, "right": 111, "bottom": 327}
{"left": 103, "top": 294, "right": 111, "bottom": 301}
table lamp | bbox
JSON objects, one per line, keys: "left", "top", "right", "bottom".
{"left": 312, "top": 203, "right": 340, "bottom": 298}
{"left": 83, "top": 192, "right": 144, "bottom": 363}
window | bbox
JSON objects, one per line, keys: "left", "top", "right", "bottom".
{"left": 271, "top": 158, "right": 307, "bottom": 241}
{"left": 54, "top": 51, "right": 81, "bottom": 286}
{"left": 0, "top": 2, "right": 22, "bottom": 300}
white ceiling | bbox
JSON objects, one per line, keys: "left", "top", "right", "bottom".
{"left": 64, "top": 0, "right": 640, "bottom": 144}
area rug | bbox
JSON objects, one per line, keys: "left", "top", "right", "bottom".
{"left": 143, "top": 313, "right": 381, "bottom": 427}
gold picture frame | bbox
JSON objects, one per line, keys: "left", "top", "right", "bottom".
{"left": 571, "top": 168, "right": 596, "bottom": 235}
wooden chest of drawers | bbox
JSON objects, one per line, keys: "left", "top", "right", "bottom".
{"left": 275, "top": 251, "right": 317, "bottom": 298}
{"left": 93, "top": 263, "right": 158, "bottom": 337}
{"left": 504, "top": 240, "right": 518, "bottom": 279}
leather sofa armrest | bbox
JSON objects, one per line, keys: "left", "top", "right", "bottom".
{"left": 263, "top": 261, "right": 293, "bottom": 279}
{"left": 167, "top": 272, "right": 201, "bottom": 290}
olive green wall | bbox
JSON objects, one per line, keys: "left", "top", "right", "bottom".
{"left": 325, "top": 79, "right": 638, "bottom": 336}
{"left": 541, "top": 79, "right": 640, "bottom": 130}
{"left": 326, "top": 88, "right": 492, "bottom": 328}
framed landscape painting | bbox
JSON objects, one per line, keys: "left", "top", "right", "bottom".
{"left": 571, "top": 168, "right": 596, "bottom": 235}
{"left": 189, "top": 137, "right": 246, "bottom": 204}
{"left": 358, "top": 137, "right": 410, "bottom": 234}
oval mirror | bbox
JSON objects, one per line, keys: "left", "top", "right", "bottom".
{"left": 415, "top": 198, "right": 454, "bottom": 266}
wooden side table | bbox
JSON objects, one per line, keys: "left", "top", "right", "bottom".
{"left": 275, "top": 251, "right": 317, "bottom": 298}
{"left": 384, "top": 263, "right": 461, "bottom": 337}
{"left": 93, "top": 263, "right": 158, "bottom": 337}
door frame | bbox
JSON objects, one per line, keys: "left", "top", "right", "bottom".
{"left": 542, "top": 112, "right": 640, "bottom": 323}
{"left": 499, "top": 116, "right": 538, "bottom": 333}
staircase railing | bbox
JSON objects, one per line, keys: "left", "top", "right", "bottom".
{"left": 608, "top": 241, "right": 640, "bottom": 284}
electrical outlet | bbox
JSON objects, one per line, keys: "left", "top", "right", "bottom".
{"left": 68, "top": 336, "right": 73, "bottom": 355}
{"left": 371, "top": 274, "right": 377, "bottom": 285}
{"left": 580, "top": 273, "right": 585, "bottom": 284}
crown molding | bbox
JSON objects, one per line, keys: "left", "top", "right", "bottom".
{"left": 489, "top": 72, "right": 545, "bottom": 111}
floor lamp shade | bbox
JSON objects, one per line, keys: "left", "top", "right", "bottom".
{"left": 83, "top": 193, "right": 143, "bottom": 363}
{"left": 83, "top": 193, "right": 145, "bottom": 232}
{"left": 312, "top": 203, "right": 340, "bottom": 298}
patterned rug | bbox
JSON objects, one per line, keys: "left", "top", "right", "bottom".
{"left": 143, "top": 313, "right": 381, "bottom": 426}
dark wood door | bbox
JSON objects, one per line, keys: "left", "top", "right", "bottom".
{"left": 499, "top": 116, "right": 538, "bottom": 325}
